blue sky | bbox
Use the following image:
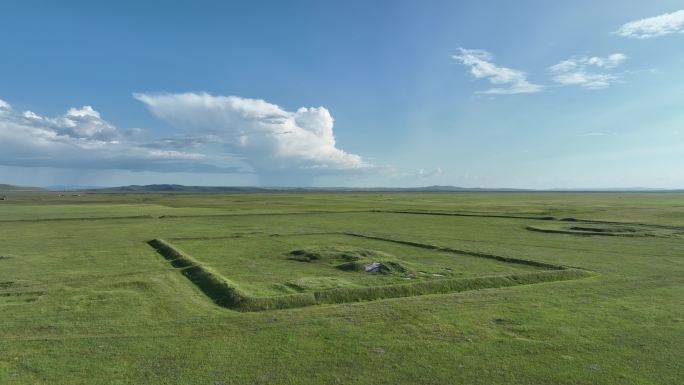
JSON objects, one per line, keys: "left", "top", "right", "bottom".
{"left": 1, "top": 0, "right": 683, "bottom": 188}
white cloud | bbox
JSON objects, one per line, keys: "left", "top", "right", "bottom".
{"left": 0, "top": 93, "right": 373, "bottom": 184}
{"left": 615, "top": 10, "right": 684, "bottom": 39}
{"left": 0, "top": 99, "right": 217, "bottom": 172}
{"left": 549, "top": 54, "right": 627, "bottom": 89}
{"left": 413, "top": 167, "right": 443, "bottom": 178}
{"left": 18, "top": 104, "right": 120, "bottom": 141}
{"left": 134, "top": 92, "right": 368, "bottom": 171}
{"left": 452, "top": 48, "right": 543, "bottom": 94}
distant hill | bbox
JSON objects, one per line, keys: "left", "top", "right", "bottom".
{"left": 3, "top": 183, "right": 679, "bottom": 193}
{"left": 83, "top": 184, "right": 684, "bottom": 193}
{"left": 86, "top": 184, "right": 532, "bottom": 193}
{"left": 89, "top": 184, "right": 270, "bottom": 193}
{"left": 394, "top": 185, "right": 529, "bottom": 192}
{"left": 0, "top": 184, "right": 46, "bottom": 192}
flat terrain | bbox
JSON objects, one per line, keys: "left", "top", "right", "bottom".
{"left": 0, "top": 192, "right": 682, "bottom": 384}
{"left": 170, "top": 233, "right": 545, "bottom": 296}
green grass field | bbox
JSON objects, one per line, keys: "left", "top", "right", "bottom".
{"left": 169, "top": 233, "right": 548, "bottom": 293}
{"left": 0, "top": 192, "right": 682, "bottom": 384}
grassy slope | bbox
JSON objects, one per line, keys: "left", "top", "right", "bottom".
{"left": 0, "top": 193, "right": 682, "bottom": 384}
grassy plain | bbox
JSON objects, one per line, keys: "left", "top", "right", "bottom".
{"left": 0, "top": 192, "right": 682, "bottom": 384}
{"left": 170, "top": 233, "right": 545, "bottom": 295}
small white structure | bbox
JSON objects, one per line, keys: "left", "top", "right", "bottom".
{"left": 365, "top": 262, "right": 383, "bottom": 273}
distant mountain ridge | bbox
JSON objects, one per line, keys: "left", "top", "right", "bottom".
{"left": 89, "top": 184, "right": 268, "bottom": 193}
{"left": 2, "top": 183, "right": 682, "bottom": 193}
{"left": 0, "top": 184, "right": 47, "bottom": 192}
{"left": 87, "top": 184, "right": 684, "bottom": 193}
{"left": 81, "top": 184, "right": 533, "bottom": 193}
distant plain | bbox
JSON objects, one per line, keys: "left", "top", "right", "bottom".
{"left": 0, "top": 191, "right": 682, "bottom": 384}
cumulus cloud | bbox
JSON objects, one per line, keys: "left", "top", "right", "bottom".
{"left": 0, "top": 99, "right": 222, "bottom": 172}
{"left": 0, "top": 93, "right": 371, "bottom": 184}
{"left": 615, "top": 10, "right": 684, "bottom": 39}
{"left": 134, "top": 92, "right": 368, "bottom": 172}
{"left": 452, "top": 48, "right": 543, "bottom": 94}
{"left": 549, "top": 54, "right": 627, "bottom": 89}
{"left": 18, "top": 105, "right": 120, "bottom": 141}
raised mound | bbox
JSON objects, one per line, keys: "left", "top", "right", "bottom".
{"left": 526, "top": 223, "right": 651, "bottom": 237}
{"left": 285, "top": 276, "right": 357, "bottom": 291}
{"left": 286, "top": 246, "right": 394, "bottom": 262}
{"left": 287, "top": 246, "right": 408, "bottom": 275}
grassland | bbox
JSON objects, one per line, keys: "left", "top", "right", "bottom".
{"left": 169, "top": 234, "right": 549, "bottom": 293}
{"left": 0, "top": 191, "right": 682, "bottom": 384}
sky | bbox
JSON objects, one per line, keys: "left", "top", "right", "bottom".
{"left": 1, "top": 0, "right": 683, "bottom": 188}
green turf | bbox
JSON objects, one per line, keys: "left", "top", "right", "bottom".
{"left": 149, "top": 234, "right": 585, "bottom": 312}
{"left": 0, "top": 192, "right": 682, "bottom": 384}
{"left": 169, "top": 233, "right": 546, "bottom": 296}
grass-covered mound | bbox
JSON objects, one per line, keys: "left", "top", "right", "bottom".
{"left": 336, "top": 260, "right": 407, "bottom": 274}
{"left": 525, "top": 223, "right": 666, "bottom": 237}
{"left": 286, "top": 246, "right": 394, "bottom": 263}
{"left": 286, "top": 245, "right": 408, "bottom": 275}
{"left": 285, "top": 276, "right": 357, "bottom": 291}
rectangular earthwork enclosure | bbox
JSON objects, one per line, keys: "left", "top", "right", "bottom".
{"left": 149, "top": 232, "right": 593, "bottom": 311}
